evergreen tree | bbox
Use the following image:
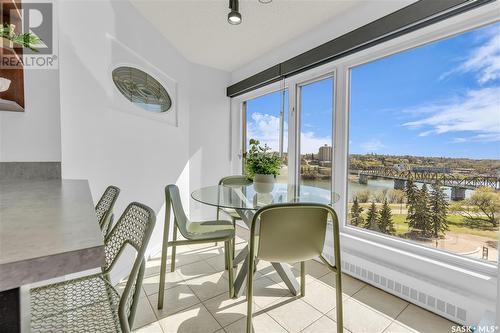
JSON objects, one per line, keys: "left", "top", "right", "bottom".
{"left": 405, "top": 178, "right": 418, "bottom": 218}
{"left": 350, "top": 197, "right": 364, "bottom": 227}
{"left": 429, "top": 181, "right": 449, "bottom": 238}
{"left": 408, "top": 184, "right": 431, "bottom": 235}
{"left": 378, "top": 199, "right": 396, "bottom": 234}
{"left": 364, "top": 202, "right": 380, "bottom": 231}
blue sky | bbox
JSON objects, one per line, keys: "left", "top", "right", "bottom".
{"left": 247, "top": 21, "right": 500, "bottom": 159}
{"left": 350, "top": 21, "right": 500, "bottom": 159}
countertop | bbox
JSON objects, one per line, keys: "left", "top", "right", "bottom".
{"left": 0, "top": 179, "right": 105, "bottom": 291}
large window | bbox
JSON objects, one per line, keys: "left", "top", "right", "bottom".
{"left": 347, "top": 22, "right": 500, "bottom": 263}
{"left": 244, "top": 89, "right": 288, "bottom": 183}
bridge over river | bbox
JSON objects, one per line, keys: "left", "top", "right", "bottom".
{"left": 350, "top": 168, "right": 500, "bottom": 200}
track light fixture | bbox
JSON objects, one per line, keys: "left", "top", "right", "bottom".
{"left": 228, "top": 0, "right": 242, "bottom": 25}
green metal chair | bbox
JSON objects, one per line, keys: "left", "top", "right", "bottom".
{"left": 246, "top": 203, "right": 343, "bottom": 333}
{"left": 157, "top": 184, "right": 235, "bottom": 309}
{"left": 95, "top": 185, "right": 120, "bottom": 237}
{"left": 30, "top": 202, "right": 156, "bottom": 333}
{"left": 217, "top": 175, "right": 253, "bottom": 265}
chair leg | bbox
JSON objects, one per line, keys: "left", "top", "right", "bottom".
{"left": 300, "top": 261, "right": 306, "bottom": 297}
{"left": 224, "top": 242, "right": 229, "bottom": 270}
{"left": 158, "top": 241, "right": 169, "bottom": 309}
{"left": 228, "top": 239, "right": 234, "bottom": 298}
{"left": 232, "top": 240, "right": 236, "bottom": 262}
{"left": 215, "top": 208, "right": 220, "bottom": 247}
{"left": 246, "top": 253, "right": 255, "bottom": 333}
{"left": 232, "top": 218, "right": 236, "bottom": 261}
{"left": 170, "top": 224, "right": 178, "bottom": 273}
{"left": 158, "top": 198, "right": 172, "bottom": 310}
{"left": 335, "top": 271, "right": 343, "bottom": 333}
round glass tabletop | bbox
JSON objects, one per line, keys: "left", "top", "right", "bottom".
{"left": 191, "top": 183, "right": 340, "bottom": 211}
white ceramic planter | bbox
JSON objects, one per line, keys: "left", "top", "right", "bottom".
{"left": 253, "top": 174, "right": 276, "bottom": 193}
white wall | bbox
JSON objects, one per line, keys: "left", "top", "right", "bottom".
{"left": 0, "top": 66, "right": 61, "bottom": 162}
{"left": 188, "top": 63, "right": 231, "bottom": 221}
{"left": 58, "top": 0, "right": 231, "bottom": 279}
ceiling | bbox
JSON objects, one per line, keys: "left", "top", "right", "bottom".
{"left": 130, "top": 0, "right": 362, "bottom": 72}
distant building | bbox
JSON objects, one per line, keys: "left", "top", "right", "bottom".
{"left": 319, "top": 161, "right": 332, "bottom": 167}
{"left": 318, "top": 144, "right": 332, "bottom": 162}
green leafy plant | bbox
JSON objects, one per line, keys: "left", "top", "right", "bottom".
{"left": 245, "top": 138, "right": 282, "bottom": 177}
{"left": 1, "top": 24, "right": 42, "bottom": 52}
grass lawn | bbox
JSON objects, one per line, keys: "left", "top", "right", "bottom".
{"left": 390, "top": 214, "right": 499, "bottom": 240}
{"left": 351, "top": 202, "right": 499, "bottom": 240}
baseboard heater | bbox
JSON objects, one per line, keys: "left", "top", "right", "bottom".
{"left": 322, "top": 225, "right": 494, "bottom": 326}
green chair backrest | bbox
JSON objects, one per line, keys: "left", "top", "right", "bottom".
{"left": 252, "top": 203, "right": 335, "bottom": 263}
{"left": 165, "top": 184, "right": 192, "bottom": 239}
{"left": 103, "top": 202, "right": 156, "bottom": 332}
{"left": 95, "top": 185, "right": 120, "bottom": 236}
{"left": 219, "top": 175, "right": 253, "bottom": 187}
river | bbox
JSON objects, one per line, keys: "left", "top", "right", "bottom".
{"left": 300, "top": 177, "right": 474, "bottom": 201}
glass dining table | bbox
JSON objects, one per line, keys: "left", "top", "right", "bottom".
{"left": 191, "top": 182, "right": 340, "bottom": 297}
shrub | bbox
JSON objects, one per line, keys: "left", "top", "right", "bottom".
{"left": 356, "top": 190, "right": 371, "bottom": 203}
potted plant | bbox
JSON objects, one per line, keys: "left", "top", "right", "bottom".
{"left": 246, "top": 138, "right": 282, "bottom": 193}
{"left": 1, "top": 24, "right": 42, "bottom": 52}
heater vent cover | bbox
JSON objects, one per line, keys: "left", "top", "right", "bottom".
{"left": 341, "top": 260, "right": 468, "bottom": 323}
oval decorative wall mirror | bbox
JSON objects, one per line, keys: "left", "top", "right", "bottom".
{"left": 112, "top": 66, "right": 172, "bottom": 113}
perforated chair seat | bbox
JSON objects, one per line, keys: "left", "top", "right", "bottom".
{"left": 31, "top": 275, "right": 121, "bottom": 333}
{"left": 30, "top": 202, "right": 156, "bottom": 333}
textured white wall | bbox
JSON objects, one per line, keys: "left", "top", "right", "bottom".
{"left": 57, "top": 1, "right": 231, "bottom": 280}
{"left": 188, "top": 63, "right": 231, "bottom": 221}
{"left": 0, "top": 64, "right": 62, "bottom": 162}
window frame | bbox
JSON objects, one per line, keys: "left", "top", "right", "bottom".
{"left": 233, "top": 5, "right": 499, "bottom": 278}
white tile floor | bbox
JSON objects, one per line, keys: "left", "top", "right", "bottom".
{"left": 129, "top": 228, "right": 456, "bottom": 333}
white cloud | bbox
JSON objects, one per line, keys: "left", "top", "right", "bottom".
{"left": 360, "top": 139, "right": 385, "bottom": 152}
{"left": 247, "top": 112, "right": 330, "bottom": 154}
{"left": 247, "top": 112, "right": 281, "bottom": 151}
{"left": 441, "top": 25, "right": 500, "bottom": 84}
{"left": 450, "top": 137, "right": 467, "bottom": 143}
{"left": 460, "top": 27, "right": 500, "bottom": 84}
{"left": 403, "top": 87, "right": 500, "bottom": 142}
{"left": 301, "top": 131, "right": 331, "bottom": 154}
